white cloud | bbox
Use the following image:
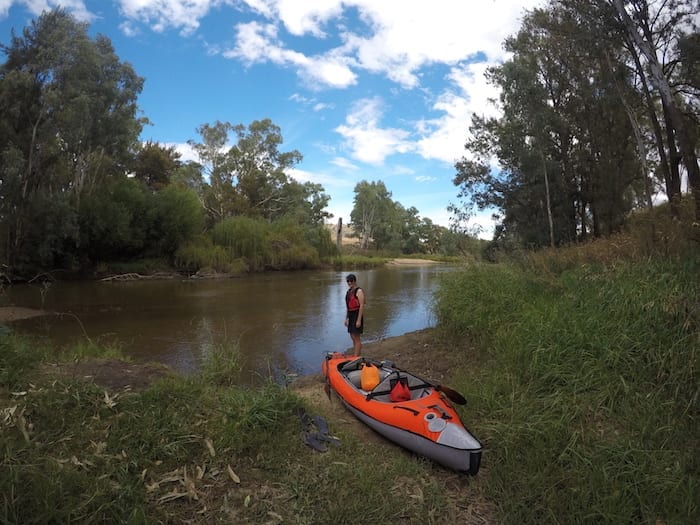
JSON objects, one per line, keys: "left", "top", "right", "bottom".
{"left": 415, "top": 61, "right": 501, "bottom": 164}
{"left": 334, "top": 97, "right": 411, "bottom": 164}
{"left": 253, "top": 0, "right": 343, "bottom": 37}
{"left": 169, "top": 141, "right": 197, "bottom": 163}
{"left": 228, "top": 0, "right": 540, "bottom": 88}
{"left": 116, "top": 0, "right": 232, "bottom": 34}
{"left": 330, "top": 157, "right": 358, "bottom": 171}
{"left": 312, "top": 102, "right": 332, "bottom": 112}
{"left": 1, "top": 0, "right": 94, "bottom": 21}
{"left": 289, "top": 93, "right": 333, "bottom": 112}
{"left": 95, "top": 0, "right": 540, "bottom": 167}
{"left": 287, "top": 166, "right": 346, "bottom": 187}
{"left": 224, "top": 20, "right": 357, "bottom": 88}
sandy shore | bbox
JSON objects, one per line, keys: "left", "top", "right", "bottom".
{"left": 387, "top": 258, "right": 440, "bottom": 265}
{"left": 0, "top": 306, "right": 48, "bottom": 323}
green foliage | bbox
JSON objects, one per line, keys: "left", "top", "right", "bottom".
{"left": 0, "top": 8, "right": 144, "bottom": 277}
{"left": 174, "top": 235, "right": 247, "bottom": 274}
{"left": 349, "top": 180, "right": 474, "bottom": 254}
{"left": 219, "top": 381, "right": 299, "bottom": 450}
{"left": 198, "top": 341, "right": 242, "bottom": 387}
{"left": 327, "top": 254, "right": 390, "bottom": 270}
{"left": 100, "top": 257, "right": 172, "bottom": 275}
{"left": 304, "top": 223, "right": 338, "bottom": 259}
{"left": 210, "top": 217, "right": 325, "bottom": 271}
{"left": 212, "top": 216, "right": 269, "bottom": 271}
{"left": 188, "top": 119, "right": 325, "bottom": 226}
{"left": 78, "top": 176, "right": 151, "bottom": 262}
{"left": 149, "top": 185, "right": 205, "bottom": 258}
{"left": 267, "top": 221, "right": 320, "bottom": 269}
{"left": 14, "top": 191, "right": 80, "bottom": 274}
{"left": 64, "top": 339, "right": 128, "bottom": 361}
{"left": 350, "top": 180, "right": 395, "bottom": 249}
{"left": 3, "top": 335, "right": 439, "bottom": 524}
{"left": 450, "top": 1, "right": 700, "bottom": 247}
{"left": 0, "top": 333, "right": 47, "bottom": 388}
{"left": 131, "top": 140, "right": 181, "bottom": 190}
{"left": 501, "top": 198, "right": 698, "bottom": 275}
{"left": 438, "top": 256, "right": 699, "bottom": 524}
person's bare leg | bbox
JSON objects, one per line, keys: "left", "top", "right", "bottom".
{"left": 351, "top": 333, "right": 362, "bottom": 356}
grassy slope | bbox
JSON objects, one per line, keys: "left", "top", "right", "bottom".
{"left": 435, "top": 205, "right": 699, "bottom": 525}
{"left": 1, "top": 205, "right": 698, "bottom": 524}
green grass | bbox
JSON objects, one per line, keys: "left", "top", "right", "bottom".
{"left": 326, "top": 254, "right": 391, "bottom": 270}
{"left": 2, "top": 229, "right": 697, "bottom": 523}
{"left": 437, "top": 255, "right": 699, "bottom": 524}
{"left": 0, "top": 333, "right": 470, "bottom": 524}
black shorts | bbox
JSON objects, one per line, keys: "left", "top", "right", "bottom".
{"left": 347, "top": 310, "right": 364, "bottom": 334}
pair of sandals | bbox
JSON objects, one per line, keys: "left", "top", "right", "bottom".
{"left": 297, "top": 408, "right": 341, "bottom": 452}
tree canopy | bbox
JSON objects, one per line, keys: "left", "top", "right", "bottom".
{"left": 0, "top": 9, "right": 342, "bottom": 278}
{"left": 0, "top": 8, "right": 145, "bottom": 274}
{"left": 349, "top": 180, "right": 473, "bottom": 255}
{"left": 451, "top": 0, "right": 699, "bottom": 249}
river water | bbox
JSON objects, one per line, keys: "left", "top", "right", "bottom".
{"left": 1, "top": 265, "right": 453, "bottom": 381}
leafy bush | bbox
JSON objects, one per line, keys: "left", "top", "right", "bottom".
{"left": 174, "top": 236, "right": 247, "bottom": 274}
{"left": 212, "top": 216, "right": 269, "bottom": 271}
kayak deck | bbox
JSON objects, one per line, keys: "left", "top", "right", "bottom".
{"left": 323, "top": 353, "right": 482, "bottom": 475}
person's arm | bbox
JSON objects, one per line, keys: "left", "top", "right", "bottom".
{"left": 356, "top": 288, "right": 365, "bottom": 325}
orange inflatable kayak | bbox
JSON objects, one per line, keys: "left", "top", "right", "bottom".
{"left": 322, "top": 352, "right": 482, "bottom": 475}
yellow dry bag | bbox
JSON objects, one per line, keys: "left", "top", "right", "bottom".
{"left": 360, "top": 362, "right": 380, "bottom": 390}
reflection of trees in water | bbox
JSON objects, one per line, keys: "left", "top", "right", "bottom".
{"left": 363, "top": 268, "right": 442, "bottom": 340}
{"left": 4, "top": 268, "right": 448, "bottom": 378}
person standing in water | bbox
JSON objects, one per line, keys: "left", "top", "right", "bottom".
{"left": 344, "top": 274, "right": 365, "bottom": 356}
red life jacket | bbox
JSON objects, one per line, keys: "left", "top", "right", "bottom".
{"left": 346, "top": 287, "right": 361, "bottom": 311}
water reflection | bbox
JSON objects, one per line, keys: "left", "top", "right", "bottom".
{"left": 2, "top": 266, "right": 453, "bottom": 380}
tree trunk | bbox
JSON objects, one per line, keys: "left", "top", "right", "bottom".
{"left": 613, "top": 0, "right": 700, "bottom": 221}
{"left": 543, "top": 154, "right": 555, "bottom": 247}
{"left": 336, "top": 217, "right": 342, "bottom": 252}
{"left": 624, "top": 35, "right": 679, "bottom": 213}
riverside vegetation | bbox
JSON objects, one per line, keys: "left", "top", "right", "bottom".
{"left": 1, "top": 206, "right": 698, "bottom": 524}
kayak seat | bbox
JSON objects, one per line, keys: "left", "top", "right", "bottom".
{"left": 345, "top": 370, "right": 364, "bottom": 389}
{"left": 367, "top": 372, "right": 432, "bottom": 402}
{"left": 345, "top": 368, "right": 391, "bottom": 392}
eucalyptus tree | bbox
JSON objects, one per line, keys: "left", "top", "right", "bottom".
{"left": 188, "top": 119, "right": 325, "bottom": 225}
{"left": 397, "top": 206, "right": 424, "bottom": 254}
{"left": 609, "top": 0, "right": 700, "bottom": 220}
{"left": 132, "top": 141, "right": 181, "bottom": 191}
{"left": 568, "top": 0, "right": 699, "bottom": 214}
{"left": 0, "top": 8, "right": 144, "bottom": 274}
{"left": 274, "top": 180, "right": 331, "bottom": 226}
{"left": 417, "top": 217, "right": 444, "bottom": 255}
{"left": 230, "top": 119, "right": 304, "bottom": 220}
{"left": 350, "top": 180, "right": 395, "bottom": 249}
{"left": 188, "top": 121, "right": 239, "bottom": 223}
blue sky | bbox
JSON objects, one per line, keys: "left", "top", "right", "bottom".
{"left": 0, "top": 0, "right": 544, "bottom": 238}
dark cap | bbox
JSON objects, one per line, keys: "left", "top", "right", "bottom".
{"left": 346, "top": 274, "right": 356, "bottom": 282}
